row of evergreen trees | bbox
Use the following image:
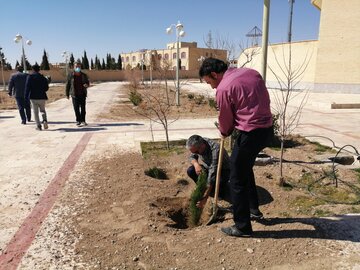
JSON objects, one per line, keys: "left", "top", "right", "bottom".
{"left": 0, "top": 47, "right": 123, "bottom": 71}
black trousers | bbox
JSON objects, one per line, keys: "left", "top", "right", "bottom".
{"left": 230, "top": 126, "right": 273, "bottom": 231}
{"left": 72, "top": 96, "right": 86, "bottom": 123}
{"left": 15, "top": 97, "right": 31, "bottom": 122}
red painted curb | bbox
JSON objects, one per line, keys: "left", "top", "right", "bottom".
{"left": 0, "top": 133, "right": 92, "bottom": 270}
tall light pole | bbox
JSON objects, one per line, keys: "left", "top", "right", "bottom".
{"left": 261, "top": 0, "right": 270, "bottom": 83}
{"left": 14, "top": 34, "right": 32, "bottom": 72}
{"left": 61, "top": 51, "right": 70, "bottom": 78}
{"left": 0, "top": 54, "right": 6, "bottom": 91}
{"left": 166, "top": 20, "right": 185, "bottom": 106}
{"left": 147, "top": 50, "right": 153, "bottom": 88}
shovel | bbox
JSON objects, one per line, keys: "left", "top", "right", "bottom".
{"left": 206, "top": 137, "right": 225, "bottom": 225}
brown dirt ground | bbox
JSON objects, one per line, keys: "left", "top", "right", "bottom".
{"left": 44, "top": 85, "right": 360, "bottom": 269}
{"left": 0, "top": 85, "right": 65, "bottom": 110}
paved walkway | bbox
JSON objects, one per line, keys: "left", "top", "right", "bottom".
{"left": 0, "top": 81, "right": 359, "bottom": 269}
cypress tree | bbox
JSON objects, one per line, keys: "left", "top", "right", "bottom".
{"left": 117, "top": 54, "right": 122, "bottom": 70}
{"left": 83, "top": 51, "right": 89, "bottom": 69}
{"left": 40, "top": 49, "right": 50, "bottom": 70}
{"left": 69, "top": 54, "right": 75, "bottom": 68}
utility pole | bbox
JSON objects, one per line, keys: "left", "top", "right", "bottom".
{"left": 261, "top": 0, "right": 270, "bottom": 83}
{"left": 288, "top": 0, "right": 295, "bottom": 43}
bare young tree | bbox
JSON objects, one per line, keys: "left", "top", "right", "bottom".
{"left": 269, "top": 43, "right": 313, "bottom": 186}
{"left": 237, "top": 41, "right": 261, "bottom": 68}
{"left": 132, "top": 85, "right": 179, "bottom": 150}
{"left": 204, "top": 31, "right": 237, "bottom": 64}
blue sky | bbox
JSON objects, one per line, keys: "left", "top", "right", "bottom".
{"left": 0, "top": 0, "right": 320, "bottom": 67}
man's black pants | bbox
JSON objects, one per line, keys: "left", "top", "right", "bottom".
{"left": 72, "top": 96, "right": 86, "bottom": 123}
{"left": 230, "top": 126, "right": 273, "bottom": 231}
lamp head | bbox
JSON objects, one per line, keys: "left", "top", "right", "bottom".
{"left": 14, "top": 34, "right": 22, "bottom": 43}
{"left": 179, "top": 30, "right": 185, "bottom": 37}
{"left": 26, "top": 40, "right": 32, "bottom": 46}
{"left": 166, "top": 27, "right": 172, "bottom": 34}
{"left": 176, "top": 22, "right": 183, "bottom": 30}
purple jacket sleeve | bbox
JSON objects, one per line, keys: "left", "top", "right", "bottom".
{"left": 216, "top": 89, "right": 235, "bottom": 137}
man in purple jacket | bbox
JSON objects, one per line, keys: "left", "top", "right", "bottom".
{"left": 199, "top": 58, "right": 273, "bottom": 237}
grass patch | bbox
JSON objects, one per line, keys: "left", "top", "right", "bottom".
{"left": 189, "top": 171, "right": 207, "bottom": 226}
{"left": 290, "top": 195, "right": 325, "bottom": 215}
{"left": 353, "top": 168, "right": 360, "bottom": 182}
{"left": 140, "top": 140, "right": 187, "bottom": 159}
{"left": 308, "top": 140, "right": 335, "bottom": 153}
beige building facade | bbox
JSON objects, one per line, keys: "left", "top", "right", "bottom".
{"left": 121, "top": 42, "right": 227, "bottom": 71}
{"left": 239, "top": 0, "right": 360, "bottom": 93}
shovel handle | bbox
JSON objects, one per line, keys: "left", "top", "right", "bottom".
{"left": 213, "top": 137, "right": 225, "bottom": 207}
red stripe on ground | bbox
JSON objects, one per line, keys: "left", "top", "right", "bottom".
{"left": 0, "top": 133, "right": 92, "bottom": 270}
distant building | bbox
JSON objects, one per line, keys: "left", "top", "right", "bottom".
{"left": 121, "top": 42, "right": 227, "bottom": 71}
{"left": 238, "top": 0, "right": 360, "bottom": 93}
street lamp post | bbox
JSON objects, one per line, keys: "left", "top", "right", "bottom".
{"left": 0, "top": 55, "right": 6, "bottom": 91}
{"left": 166, "top": 21, "right": 185, "bottom": 106}
{"left": 14, "top": 34, "right": 32, "bottom": 72}
{"left": 61, "top": 51, "right": 70, "bottom": 78}
{"left": 147, "top": 51, "right": 153, "bottom": 88}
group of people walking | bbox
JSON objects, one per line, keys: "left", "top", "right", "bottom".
{"left": 8, "top": 61, "right": 89, "bottom": 130}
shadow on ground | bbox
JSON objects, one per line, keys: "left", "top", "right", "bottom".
{"left": 255, "top": 214, "right": 360, "bottom": 242}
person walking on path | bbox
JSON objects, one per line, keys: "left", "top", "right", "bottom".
{"left": 199, "top": 58, "right": 273, "bottom": 237}
{"left": 65, "top": 62, "right": 90, "bottom": 127}
{"left": 25, "top": 64, "right": 49, "bottom": 131}
{"left": 8, "top": 66, "right": 31, "bottom": 124}
{"left": 186, "top": 135, "right": 231, "bottom": 207}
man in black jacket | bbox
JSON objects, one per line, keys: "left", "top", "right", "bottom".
{"left": 8, "top": 66, "right": 31, "bottom": 124}
{"left": 25, "top": 64, "right": 49, "bottom": 131}
{"left": 65, "top": 62, "right": 90, "bottom": 127}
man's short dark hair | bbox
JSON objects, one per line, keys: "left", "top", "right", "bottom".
{"left": 32, "top": 64, "right": 40, "bottom": 72}
{"left": 199, "top": 58, "right": 228, "bottom": 78}
{"left": 186, "top": 134, "right": 205, "bottom": 149}
{"left": 16, "top": 66, "right": 24, "bottom": 72}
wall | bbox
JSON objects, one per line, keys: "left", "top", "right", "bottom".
{"left": 313, "top": 0, "right": 360, "bottom": 92}
{"left": 238, "top": 41, "right": 318, "bottom": 90}
{"left": 0, "top": 69, "right": 200, "bottom": 86}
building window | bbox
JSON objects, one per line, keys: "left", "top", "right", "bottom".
{"left": 126, "top": 56, "right": 129, "bottom": 62}
{"left": 158, "top": 54, "right": 162, "bottom": 60}
{"left": 132, "top": 56, "right": 136, "bottom": 62}
{"left": 205, "top": 52, "right": 209, "bottom": 57}
{"left": 181, "top": 52, "right": 186, "bottom": 59}
{"left": 164, "top": 53, "right": 169, "bottom": 60}
{"left": 181, "top": 66, "right": 186, "bottom": 70}
{"left": 173, "top": 53, "right": 177, "bottom": 59}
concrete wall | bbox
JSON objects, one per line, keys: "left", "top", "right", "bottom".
{"left": 238, "top": 41, "right": 318, "bottom": 90}
{"left": 313, "top": 0, "right": 360, "bottom": 91}
{"left": 0, "top": 69, "right": 200, "bottom": 86}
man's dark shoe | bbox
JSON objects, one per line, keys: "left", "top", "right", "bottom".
{"left": 250, "top": 209, "right": 264, "bottom": 220}
{"left": 21, "top": 120, "right": 26, "bottom": 125}
{"left": 221, "top": 226, "right": 253, "bottom": 237}
{"left": 76, "top": 122, "right": 81, "bottom": 126}
{"left": 36, "top": 125, "right": 42, "bottom": 131}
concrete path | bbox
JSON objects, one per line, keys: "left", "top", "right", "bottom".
{"left": 0, "top": 81, "right": 359, "bottom": 269}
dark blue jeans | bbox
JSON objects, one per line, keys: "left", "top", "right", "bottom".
{"left": 15, "top": 97, "right": 31, "bottom": 123}
{"left": 72, "top": 96, "right": 86, "bottom": 123}
{"left": 230, "top": 126, "right": 273, "bottom": 231}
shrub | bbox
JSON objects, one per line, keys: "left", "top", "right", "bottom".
{"left": 129, "top": 91, "right": 142, "bottom": 106}
{"left": 208, "top": 98, "right": 217, "bottom": 109}
{"left": 144, "top": 167, "right": 168, "bottom": 180}
{"left": 187, "top": 93, "right": 194, "bottom": 99}
{"left": 189, "top": 171, "right": 207, "bottom": 226}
